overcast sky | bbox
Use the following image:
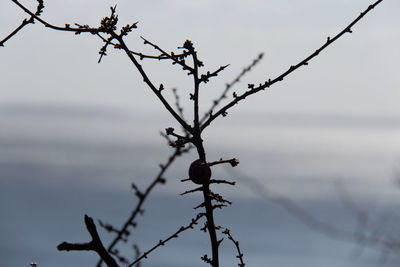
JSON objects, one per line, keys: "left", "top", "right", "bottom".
{"left": 1, "top": 0, "right": 400, "bottom": 197}
{"left": 1, "top": 2, "right": 400, "bottom": 266}
{"left": 1, "top": 0, "right": 399, "bottom": 119}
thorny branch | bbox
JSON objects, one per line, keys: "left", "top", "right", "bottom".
{"left": 200, "top": 0, "right": 384, "bottom": 132}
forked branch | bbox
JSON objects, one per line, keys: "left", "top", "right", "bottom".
{"left": 57, "top": 215, "right": 118, "bottom": 267}
{"left": 0, "top": 0, "right": 44, "bottom": 47}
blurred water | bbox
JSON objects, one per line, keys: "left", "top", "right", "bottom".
{"left": 1, "top": 103, "right": 400, "bottom": 266}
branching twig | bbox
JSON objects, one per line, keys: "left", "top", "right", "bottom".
{"left": 127, "top": 213, "right": 205, "bottom": 266}
{"left": 221, "top": 228, "right": 245, "bottom": 267}
{"left": 113, "top": 34, "right": 193, "bottom": 133}
{"left": 11, "top": 0, "right": 105, "bottom": 34}
{"left": 5, "top": 1, "right": 386, "bottom": 267}
{"left": 1, "top": 0, "right": 44, "bottom": 47}
{"left": 96, "top": 146, "right": 188, "bottom": 266}
{"left": 57, "top": 215, "right": 118, "bottom": 267}
{"left": 140, "top": 36, "right": 194, "bottom": 74}
{"left": 199, "top": 64, "right": 230, "bottom": 84}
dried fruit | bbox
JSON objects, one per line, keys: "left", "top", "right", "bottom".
{"left": 189, "top": 159, "right": 211, "bottom": 185}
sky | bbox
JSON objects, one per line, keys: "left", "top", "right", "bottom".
{"left": 1, "top": 1, "right": 400, "bottom": 266}
{"left": 1, "top": 0, "right": 399, "bottom": 116}
{"left": 1, "top": 0, "right": 399, "bottom": 197}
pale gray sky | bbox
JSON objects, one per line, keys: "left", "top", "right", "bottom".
{"left": 1, "top": 3, "right": 400, "bottom": 266}
{"left": 1, "top": 0, "right": 399, "bottom": 118}
{"left": 1, "top": 0, "right": 400, "bottom": 199}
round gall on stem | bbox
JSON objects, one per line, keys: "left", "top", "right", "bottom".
{"left": 189, "top": 159, "right": 212, "bottom": 185}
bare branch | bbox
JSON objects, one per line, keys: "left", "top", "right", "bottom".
{"left": 201, "top": 0, "right": 384, "bottom": 131}
{"left": 209, "top": 179, "right": 236, "bottom": 186}
{"left": 113, "top": 34, "right": 193, "bottom": 133}
{"left": 180, "top": 186, "right": 203, "bottom": 196}
{"left": 200, "top": 53, "right": 263, "bottom": 124}
{"left": 208, "top": 158, "right": 239, "bottom": 167}
{"left": 221, "top": 228, "right": 245, "bottom": 267}
{"left": 96, "top": 147, "right": 187, "bottom": 266}
{"left": 199, "top": 64, "right": 230, "bottom": 84}
{"left": 11, "top": 0, "right": 105, "bottom": 34}
{"left": 1, "top": 0, "right": 44, "bottom": 47}
{"left": 140, "top": 36, "right": 194, "bottom": 73}
{"left": 127, "top": 213, "right": 205, "bottom": 267}
{"left": 57, "top": 215, "right": 118, "bottom": 267}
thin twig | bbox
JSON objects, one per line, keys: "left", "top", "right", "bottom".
{"left": 11, "top": 0, "right": 105, "bottom": 34}
{"left": 96, "top": 147, "right": 187, "bottom": 266}
{"left": 199, "top": 53, "right": 263, "bottom": 124}
{"left": 127, "top": 213, "right": 205, "bottom": 266}
{"left": 180, "top": 186, "right": 203, "bottom": 196}
{"left": 208, "top": 158, "right": 239, "bottom": 167}
{"left": 209, "top": 179, "right": 236, "bottom": 186}
{"left": 113, "top": 34, "right": 193, "bottom": 133}
{"left": 1, "top": 0, "right": 44, "bottom": 47}
{"left": 221, "top": 228, "right": 245, "bottom": 267}
{"left": 201, "top": 0, "right": 384, "bottom": 132}
{"left": 140, "top": 36, "right": 194, "bottom": 74}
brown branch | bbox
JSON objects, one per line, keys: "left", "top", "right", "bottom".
{"left": 57, "top": 215, "right": 118, "bottom": 267}
{"left": 11, "top": 0, "right": 107, "bottom": 34}
{"left": 1, "top": 0, "right": 44, "bottom": 47}
{"left": 200, "top": 0, "right": 384, "bottom": 132}
{"left": 127, "top": 213, "right": 205, "bottom": 267}
{"left": 0, "top": 18, "right": 33, "bottom": 47}
{"left": 140, "top": 37, "right": 194, "bottom": 73}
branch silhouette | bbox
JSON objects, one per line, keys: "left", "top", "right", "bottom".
{"left": 200, "top": 0, "right": 383, "bottom": 131}
{"left": 0, "top": 0, "right": 43, "bottom": 47}
{"left": 1, "top": 0, "right": 386, "bottom": 266}
{"left": 57, "top": 215, "right": 118, "bottom": 267}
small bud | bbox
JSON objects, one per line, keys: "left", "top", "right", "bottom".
{"left": 165, "top": 127, "right": 174, "bottom": 135}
